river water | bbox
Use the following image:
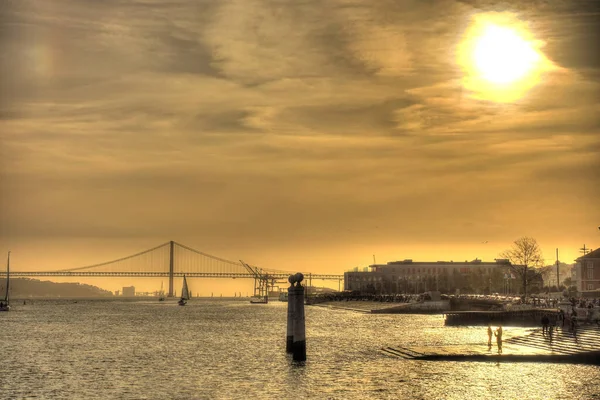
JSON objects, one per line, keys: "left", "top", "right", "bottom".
{"left": 1, "top": 299, "right": 599, "bottom": 399}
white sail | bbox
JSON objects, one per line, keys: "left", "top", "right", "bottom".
{"left": 180, "top": 276, "right": 190, "bottom": 300}
{"left": 158, "top": 281, "right": 165, "bottom": 301}
{"left": 4, "top": 251, "right": 9, "bottom": 304}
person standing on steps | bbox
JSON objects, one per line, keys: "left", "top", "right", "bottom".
{"left": 541, "top": 314, "right": 549, "bottom": 335}
{"left": 494, "top": 325, "right": 503, "bottom": 354}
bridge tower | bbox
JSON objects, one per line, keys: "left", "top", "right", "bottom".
{"left": 168, "top": 240, "right": 174, "bottom": 297}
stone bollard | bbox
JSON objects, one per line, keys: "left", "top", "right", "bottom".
{"left": 292, "top": 272, "right": 306, "bottom": 362}
{"left": 286, "top": 275, "right": 295, "bottom": 353}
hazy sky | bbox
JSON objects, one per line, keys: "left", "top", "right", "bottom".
{"left": 1, "top": 0, "right": 599, "bottom": 291}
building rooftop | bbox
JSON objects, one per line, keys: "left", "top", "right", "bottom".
{"left": 577, "top": 247, "right": 600, "bottom": 260}
{"left": 385, "top": 259, "right": 510, "bottom": 266}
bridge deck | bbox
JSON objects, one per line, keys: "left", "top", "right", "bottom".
{"left": 4, "top": 271, "right": 343, "bottom": 280}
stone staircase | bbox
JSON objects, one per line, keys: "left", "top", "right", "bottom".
{"left": 504, "top": 325, "right": 600, "bottom": 355}
{"left": 381, "top": 346, "right": 424, "bottom": 359}
{"left": 381, "top": 324, "right": 600, "bottom": 361}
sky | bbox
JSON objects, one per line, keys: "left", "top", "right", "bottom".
{"left": 1, "top": 0, "right": 599, "bottom": 293}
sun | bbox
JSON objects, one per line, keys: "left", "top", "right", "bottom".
{"left": 472, "top": 25, "right": 540, "bottom": 85}
{"left": 457, "top": 14, "right": 550, "bottom": 102}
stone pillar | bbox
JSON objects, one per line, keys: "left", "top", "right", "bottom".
{"left": 292, "top": 273, "right": 306, "bottom": 362}
{"left": 286, "top": 275, "right": 295, "bottom": 353}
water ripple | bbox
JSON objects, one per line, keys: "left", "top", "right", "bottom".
{"left": 1, "top": 299, "right": 599, "bottom": 399}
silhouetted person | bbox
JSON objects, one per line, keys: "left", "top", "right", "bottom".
{"left": 559, "top": 309, "right": 565, "bottom": 327}
{"left": 494, "top": 325, "right": 503, "bottom": 354}
{"left": 487, "top": 324, "right": 493, "bottom": 348}
{"left": 541, "top": 314, "right": 549, "bottom": 334}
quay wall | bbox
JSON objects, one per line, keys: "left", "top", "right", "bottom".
{"left": 444, "top": 309, "right": 561, "bottom": 327}
{"left": 308, "top": 300, "right": 450, "bottom": 314}
{"left": 371, "top": 300, "right": 450, "bottom": 314}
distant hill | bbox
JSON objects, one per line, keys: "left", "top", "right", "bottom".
{"left": 0, "top": 278, "right": 113, "bottom": 298}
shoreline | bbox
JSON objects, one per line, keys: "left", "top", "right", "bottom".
{"left": 309, "top": 300, "right": 431, "bottom": 313}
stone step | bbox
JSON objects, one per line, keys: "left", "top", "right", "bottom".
{"left": 381, "top": 347, "right": 416, "bottom": 359}
{"left": 523, "top": 336, "right": 598, "bottom": 349}
{"left": 516, "top": 328, "right": 600, "bottom": 343}
{"left": 521, "top": 343, "right": 581, "bottom": 355}
{"left": 519, "top": 333, "right": 600, "bottom": 349}
{"left": 509, "top": 334, "right": 585, "bottom": 346}
{"left": 508, "top": 336, "right": 596, "bottom": 353}
{"left": 387, "top": 346, "right": 425, "bottom": 358}
{"left": 506, "top": 339, "right": 579, "bottom": 355}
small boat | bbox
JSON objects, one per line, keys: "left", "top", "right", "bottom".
{"left": 250, "top": 296, "right": 268, "bottom": 304}
{"left": 0, "top": 251, "right": 11, "bottom": 312}
{"left": 178, "top": 275, "right": 190, "bottom": 306}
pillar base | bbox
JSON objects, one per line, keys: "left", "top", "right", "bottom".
{"left": 286, "top": 336, "right": 294, "bottom": 353}
{"left": 292, "top": 340, "right": 306, "bottom": 362}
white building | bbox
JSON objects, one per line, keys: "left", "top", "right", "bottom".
{"left": 344, "top": 258, "right": 517, "bottom": 294}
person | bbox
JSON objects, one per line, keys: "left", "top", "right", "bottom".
{"left": 487, "top": 324, "right": 493, "bottom": 348}
{"left": 494, "top": 325, "right": 503, "bottom": 354}
{"left": 541, "top": 314, "right": 549, "bottom": 334}
{"left": 559, "top": 309, "right": 565, "bottom": 327}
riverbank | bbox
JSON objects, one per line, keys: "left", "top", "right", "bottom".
{"left": 310, "top": 300, "right": 451, "bottom": 314}
{"left": 310, "top": 300, "right": 398, "bottom": 313}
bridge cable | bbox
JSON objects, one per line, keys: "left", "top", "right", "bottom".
{"left": 58, "top": 241, "right": 172, "bottom": 272}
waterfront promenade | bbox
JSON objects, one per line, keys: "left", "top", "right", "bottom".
{"left": 312, "top": 300, "right": 600, "bottom": 365}
{"left": 312, "top": 299, "right": 451, "bottom": 313}
{"left": 311, "top": 300, "right": 396, "bottom": 313}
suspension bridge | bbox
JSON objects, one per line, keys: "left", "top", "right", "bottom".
{"left": 5, "top": 241, "right": 344, "bottom": 297}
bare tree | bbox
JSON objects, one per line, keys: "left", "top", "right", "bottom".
{"left": 499, "top": 237, "right": 544, "bottom": 299}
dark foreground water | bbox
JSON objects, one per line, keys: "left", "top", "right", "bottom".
{"left": 1, "top": 299, "right": 599, "bottom": 399}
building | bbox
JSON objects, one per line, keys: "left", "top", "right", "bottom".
{"left": 575, "top": 247, "right": 600, "bottom": 292}
{"left": 344, "top": 258, "right": 518, "bottom": 294}
{"left": 543, "top": 262, "right": 575, "bottom": 288}
{"left": 122, "top": 286, "right": 135, "bottom": 297}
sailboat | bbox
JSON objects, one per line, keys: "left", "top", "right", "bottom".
{"left": 158, "top": 281, "right": 165, "bottom": 302}
{"left": 178, "top": 275, "right": 190, "bottom": 306}
{"left": 0, "top": 251, "right": 10, "bottom": 312}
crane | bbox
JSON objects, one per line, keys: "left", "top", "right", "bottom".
{"left": 240, "top": 260, "right": 279, "bottom": 301}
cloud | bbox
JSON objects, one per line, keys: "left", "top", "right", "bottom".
{"left": 0, "top": 0, "right": 599, "bottom": 268}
